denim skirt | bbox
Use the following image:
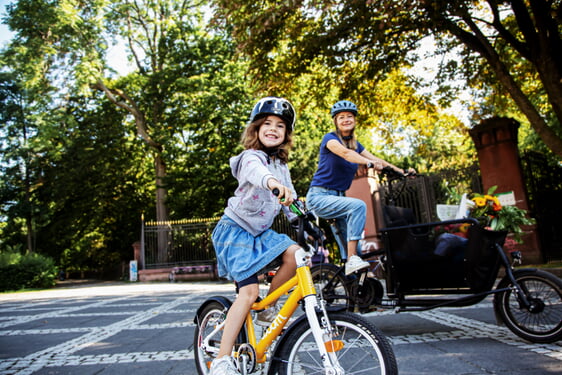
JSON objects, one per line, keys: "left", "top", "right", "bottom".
{"left": 212, "top": 215, "right": 295, "bottom": 282}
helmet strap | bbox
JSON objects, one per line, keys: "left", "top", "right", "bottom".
{"left": 335, "top": 129, "right": 355, "bottom": 149}
{"left": 264, "top": 147, "right": 280, "bottom": 164}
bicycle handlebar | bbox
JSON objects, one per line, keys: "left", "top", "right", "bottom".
{"left": 380, "top": 166, "right": 417, "bottom": 180}
{"left": 272, "top": 188, "right": 306, "bottom": 217}
{"left": 272, "top": 188, "right": 324, "bottom": 247}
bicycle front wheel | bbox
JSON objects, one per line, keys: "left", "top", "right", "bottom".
{"left": 494, "top": 269, "right": 562, "bottom": 343}
{"left": 270, "top": 311, "right": 398, "bottom": 375}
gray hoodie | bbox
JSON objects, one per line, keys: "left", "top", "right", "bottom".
{"left": 225, "top": 149, "right": 298, "bottom": 236}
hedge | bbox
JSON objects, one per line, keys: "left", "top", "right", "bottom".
{"left": 0, "top": 252, "right": 57, "bottom": 292}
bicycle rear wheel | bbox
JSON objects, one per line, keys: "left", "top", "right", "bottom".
{"left": 270, "top": 311, "right": 397, "bottom": 375}
{"left": 194, "top": 300, "right": 247, "bottom": 374}
{"left": 310, "top": 263, "right": 350, "bottom": 310}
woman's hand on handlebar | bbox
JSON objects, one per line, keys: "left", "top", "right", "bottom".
{"left": 404, "top": 167, "right": 417, "bottom": 176}
{"left": 380, "top": 166, "right": 416, "bottom": 179}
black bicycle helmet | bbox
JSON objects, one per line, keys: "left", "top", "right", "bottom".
{"left": 249, "top": 97, "right": 296, "bottom": 132}
{"left": 330, "top": 100, "right": 358, "bottom": 118}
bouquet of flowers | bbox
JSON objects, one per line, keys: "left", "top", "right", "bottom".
{"left": 468, "top": 186, "right": 535, "bottom": 243}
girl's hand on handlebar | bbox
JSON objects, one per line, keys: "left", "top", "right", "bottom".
{"left": 269, "top": 183, "right": 294, "bottom": 206}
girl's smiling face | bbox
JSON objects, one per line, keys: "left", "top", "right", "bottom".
{"left": 259, "top": 115, "right": 287, "bottom": 148}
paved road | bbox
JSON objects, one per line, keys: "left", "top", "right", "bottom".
{"left": 0, "top": 281, "right": 560, "bottom": 374}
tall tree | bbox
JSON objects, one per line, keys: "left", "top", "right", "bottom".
{"left": 0, "top": 72, "right": 38, "bottom": 254}
{"left": 213, "top": 0, "right": 562, "bottom": 159}
{"left": 3, "top": 0, "right": 253, "bottom": 265}
{"left": 4, "top": 0, "right": 224, "bottom": 224}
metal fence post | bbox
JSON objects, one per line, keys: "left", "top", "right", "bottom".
{"left": 140, "top": 213, "right": 145, "bottom": 270}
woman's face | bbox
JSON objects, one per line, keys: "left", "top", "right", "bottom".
{"left": 335, "top": 111, "right": 356, "bottom": 135}
{"left": 258, "top": 115, "right": 287, "bottom": 148}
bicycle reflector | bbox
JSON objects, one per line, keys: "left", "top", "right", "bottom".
{"left": 325, "top": 340, "right": 344, "bottom": 352}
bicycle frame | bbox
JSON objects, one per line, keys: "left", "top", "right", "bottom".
{"left": 202, "top": 247, "right": 344, "bottom": 373}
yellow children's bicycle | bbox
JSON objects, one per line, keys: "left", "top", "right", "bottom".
{"left": 193, "top": 191, "right": 398, "bottom": 375}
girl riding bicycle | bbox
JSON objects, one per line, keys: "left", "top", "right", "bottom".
{"left": 210, "top": 97, "right": 302, "bottom": 375}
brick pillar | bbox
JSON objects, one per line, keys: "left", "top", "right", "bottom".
{"left": 469, "top": 117, "right": 542, "bottom": 264}
{"left": 132, "top": 241, "right": 142, "bottom": 269}
{"left": 347, "top": 168, "right": 384, "bottom": 252}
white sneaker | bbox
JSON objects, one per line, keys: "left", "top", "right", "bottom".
{"left": 345, "top": 255, "right": 370, "bottom": 275}
{"left": 209, "top": 356, "right": 240, "bottom": 375}
{"left": 255, "top": 305, "right": 279, "bottom": 326}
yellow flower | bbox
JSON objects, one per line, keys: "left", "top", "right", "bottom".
{"left": 485, "top": 195, "right": 499, "bottom": 206}
{"left": 459, "top": 223, "right": 470, "bottom": 233}
{"left": 472, "top": 197, "right": 486, "bottom": 207}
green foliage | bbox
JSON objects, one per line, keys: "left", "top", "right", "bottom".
{"left": 3, "top": 0, "right": 558, "bottom": 279}
{"left": 0, "top": 250, "right": 57, "bottom": 291}
{"left": 0, "top": 0, "right": 254, "bottom": 274}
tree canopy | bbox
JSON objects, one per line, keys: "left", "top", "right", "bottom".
{"left": 213, "top": 0, "right": 562, "bottom": 158}
{"left": 0, "top": 0, "right": 254, "bottom": 271}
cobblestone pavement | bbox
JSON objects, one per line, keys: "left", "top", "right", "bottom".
{"left": 0, "top": 281, "right": 560, "bottom": 374}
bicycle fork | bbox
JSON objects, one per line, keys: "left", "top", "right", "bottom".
{"left": 296, "top": 248, "right": 345, "bottom": 375}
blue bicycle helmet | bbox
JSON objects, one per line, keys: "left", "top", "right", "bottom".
{"left": 249, "top": 97, "right": 296, "bottom": 132}
{"left": 330, "top": 100, "right": 358, "bottom": 118}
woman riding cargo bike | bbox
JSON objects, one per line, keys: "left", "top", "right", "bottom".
{"left": 306, "top": 100, "right": 413, "bottom": 276}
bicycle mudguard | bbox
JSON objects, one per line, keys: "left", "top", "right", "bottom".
{"left": 193, "top": 295, "right": 233, "bottom": 324}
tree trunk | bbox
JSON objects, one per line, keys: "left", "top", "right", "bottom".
{"left": 443, "top": 16, "right": 562, "bottom": 159}
{"left": 93, "top": 80, "right": 171, "bottom": 263}
{"left": 155, "top": 154, "right": 170, "bottom": 264}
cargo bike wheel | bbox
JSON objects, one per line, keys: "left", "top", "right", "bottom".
{"left": 494, "top": 269, "right": 562, "bottom": 343}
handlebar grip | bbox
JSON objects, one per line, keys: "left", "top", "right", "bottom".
{"left": 272, "top": 188, "right": 305, "bottom": 216}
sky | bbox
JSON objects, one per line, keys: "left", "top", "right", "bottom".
{"left": 0, "top": 0, "right": 13, "bottom": 47}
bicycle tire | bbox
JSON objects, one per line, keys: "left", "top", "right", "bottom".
{"left": 494, "top": 269, "right": 562, "bottom": 343}
{"left": 269, "top": 311, "right": 398, "bottom": 375}
{"left": 310, "top": 263, "right": 350, "bottom": 310}
{"left": 194, "top": 300, "right": 246, "bottom": 374}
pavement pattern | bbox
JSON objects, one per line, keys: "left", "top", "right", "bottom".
{"left": 0, "top": 281, "right": 560, "bottom": 374}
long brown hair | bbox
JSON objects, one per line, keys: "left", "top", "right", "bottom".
{"left": 242, "top": 117, "right": 293, "bottom": 163}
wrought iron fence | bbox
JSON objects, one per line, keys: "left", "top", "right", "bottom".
{"left": 141, "top": 160, "right": 559, "bottom": 270}
{"left": 378, "top": 165, "right": 482, "bottom": 224}
{"left": 521, "top": 151, "right": 562, "bottom": 262}
{"left": 141, "top": 215, "right": 295, "bottom": 270}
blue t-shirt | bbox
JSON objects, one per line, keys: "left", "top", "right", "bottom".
{"left": 310, "top": 132, "right": 365, "bottom": 191}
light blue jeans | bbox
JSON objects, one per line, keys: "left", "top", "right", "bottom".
{"left": 306, "top": 186, "right": 367, "bottom": 260}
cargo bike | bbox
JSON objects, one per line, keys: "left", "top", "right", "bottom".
{"left": 311, "top": 168, "right": 562, "bottom": 344}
